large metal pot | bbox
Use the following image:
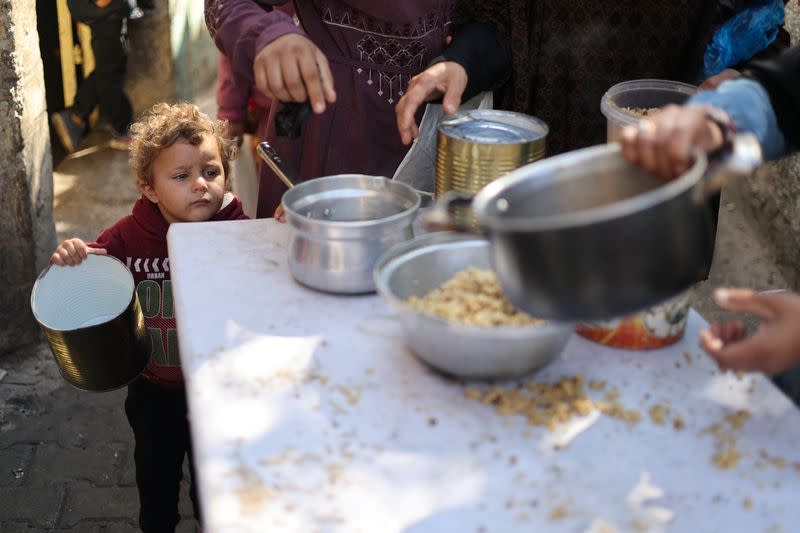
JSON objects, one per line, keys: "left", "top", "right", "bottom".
{"left": 258, "top": 142, "right": 421, "bottom": 293}
{"left": 425, "top": 136, "right": 762, "bottom": 321}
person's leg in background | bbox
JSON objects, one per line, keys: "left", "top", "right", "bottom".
{"left": 87, "top": 14, "right": 133, "bottom": 146}
{"left": 51, "top": 14, "right": 133, "bottom": 153}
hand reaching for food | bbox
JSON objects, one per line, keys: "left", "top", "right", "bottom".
{"left": 700, "top": 288, "right": 800, "bottom": 375}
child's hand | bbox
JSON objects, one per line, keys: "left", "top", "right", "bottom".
{"left": 51, "top": 238, "right": 107, "bottom": 266}
{"left": 273, "top": 204, "right": 286, "bottom": 223}
{"left": 699, "top": 288, "right": 800, "bottom": 375}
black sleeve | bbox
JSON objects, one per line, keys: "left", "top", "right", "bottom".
{"left": 436, "top": 22, "right": 511, "bottom": 102}
{"left": 742, "top": 45, "right": 800, "bottom": 149}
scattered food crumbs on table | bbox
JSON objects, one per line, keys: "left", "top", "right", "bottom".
{"left": 337, "top": 385, "right": 361, "bottom": 405}
{"left": 743, "top": 497, "right": 754, "bottom": 511}
{"left": 648, "top": 404, "right": 669, "bottom": 425}
{"left": 604, "top": 389, "right": 620, "bottom": 402}
{"left": 725, "top": 410, "right": 751, "bottom": 430}
{"left": 589, "top": 380, "right": 607, "bottom": 390}
{"left": 672, "top": 415, "right": 685, "bottom": 430}
{"left": 465, "top": 375, "right": 643, "bottom": 432}
{"left": 758, "top": 449, "right": 788, "bottom": 469}
{"left": 548, "top": 505, "right": 568, "bottom": 521}
{"left": 713, "top": 445, "right": 741, "bottom": 470}
{"left": 683, "top": 351, "right": 692, "bottom": 365}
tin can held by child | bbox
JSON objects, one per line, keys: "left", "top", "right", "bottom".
{"left": 30, "top": 254, "right": 151, "bottom": 391}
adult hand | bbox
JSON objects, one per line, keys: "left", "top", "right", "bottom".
{"left": 700, "top": 288, "right": 800, "bottom": 375}
{"left": 396, "top": 61, "right": 468, "bottom": 145}
{"left": 619, "top": 105, "right": 726, "bottom": 181}
{"left": 51, "top": 238, "right": 107, "bottom": 266}
{"left": 254, "top": 34, "right": 336, "bottom": 115}
{"left": 698, "top": 69, "right": 740, "bottom": 91}
{"left": 226, "top": 120, "right": 246, "bottom": 147}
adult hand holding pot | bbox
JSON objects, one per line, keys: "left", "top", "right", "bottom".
{"left": 424, "top": 128, "right": 760, "bottom": 322}
{"left": 619, "top": 104, "right": 728, "bottom": 181}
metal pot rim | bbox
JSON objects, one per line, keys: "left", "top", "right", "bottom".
{"left": 471, "top": 143, "right": 707, "bottom": 232}
{"left": 283, "top": 174, "right": 421, "bottom": 229}
{"left": 30, "top": 254, "right": 135, "bottom": 332}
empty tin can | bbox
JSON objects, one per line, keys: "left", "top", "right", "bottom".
{"left": 435, "top": 110, "right": 548, "bottom": 198}
{"left": 30, "top": 254, "right": 151, "bottom": 392}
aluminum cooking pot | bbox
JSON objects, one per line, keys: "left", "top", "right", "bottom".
{"left": 258, "top": 142, "right": 420, "bottom": 293}
{"left": 425, "top": 135, "right": 762, "bottom": 321}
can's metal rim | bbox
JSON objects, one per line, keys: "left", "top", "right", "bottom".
{"left": 438, "top": 109, "right": 549, "bottom": 144}
{"left": 30, "top": 254, "right": 135, "bottom": 333}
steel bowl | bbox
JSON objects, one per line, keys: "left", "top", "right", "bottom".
{"left": 374, "top": 232, "right": 572, "bottom": 379}
{"left": 282, "top": 174, "right": 421, "bottom": 294}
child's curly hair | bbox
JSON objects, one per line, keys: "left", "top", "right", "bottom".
{"left": 129, "top": 102, "right": 237, "bottom": 187}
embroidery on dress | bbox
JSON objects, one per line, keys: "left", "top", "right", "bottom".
{"left": 356, "top": 36, "right": 426, "bottom": 104}
{"left": 205, "top": 0, "right": 224, "bottom": 37}
{"left": 322, "top": 5, "right": 450, "bottom": 104}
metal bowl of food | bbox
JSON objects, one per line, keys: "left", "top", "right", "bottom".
{"left": 374, "top": 232, "right": 573, "bottom": 379}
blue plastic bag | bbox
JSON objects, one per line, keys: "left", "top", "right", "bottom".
{"left": 702, "top": 0, "right": 785, "bottom": 79}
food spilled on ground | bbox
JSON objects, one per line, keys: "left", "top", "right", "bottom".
{"left": 407, "top": 268, "right": 544, "bottom": 326}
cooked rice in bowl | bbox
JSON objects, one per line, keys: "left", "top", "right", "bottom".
{"left": 407, "top": 268, "right": 544, "bottom": 327}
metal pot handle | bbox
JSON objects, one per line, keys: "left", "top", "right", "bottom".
{"left": 257, "top": 141, "right": 300, "bottom": 189}
{"left": 422, "top": 190, "right": 482, "bottom": 233}
{"left": 692, "top": 132, "right": 762, "bottom": 204}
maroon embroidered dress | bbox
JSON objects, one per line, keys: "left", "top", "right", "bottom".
{"left": 206, "top": 0, "right": 455, "bottom": 218}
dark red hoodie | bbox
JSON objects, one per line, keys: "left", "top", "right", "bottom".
{"left": 90, "top": 193, "right": 248, "bottom": 388}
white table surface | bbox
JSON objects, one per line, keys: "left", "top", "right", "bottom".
{"left": 167, "top": 219, "right": 800, "bottom": 533}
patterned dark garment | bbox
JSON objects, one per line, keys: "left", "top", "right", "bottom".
{"left": 455, "top": 0, "right": 722, "bottom": 154}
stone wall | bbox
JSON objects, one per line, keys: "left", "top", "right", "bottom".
{"left": 729, "top": 2, "right": 800, "bottom": 290}
{"left": 0, "top": 0, "right": 57, "bottom": 353}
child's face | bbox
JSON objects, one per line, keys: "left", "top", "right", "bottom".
{"left": 141, "top": 134, "right": 226, "bottom": 224}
